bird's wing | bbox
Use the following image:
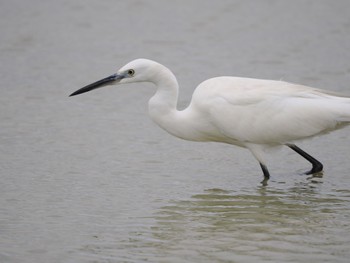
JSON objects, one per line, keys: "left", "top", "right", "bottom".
{"left": 193, "top": 77, "right": 350, "bottom": 144}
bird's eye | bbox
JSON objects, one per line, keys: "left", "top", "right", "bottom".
{"left": 127, "top": 69, "right": 135, "bottom": 76}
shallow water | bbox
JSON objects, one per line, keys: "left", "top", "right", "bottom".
{"left": 1, "top": 0, "right": 350, "bottom": 262}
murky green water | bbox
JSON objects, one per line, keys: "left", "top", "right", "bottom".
{"left": 1, "top": 0, "right": 350, "bottom": 262}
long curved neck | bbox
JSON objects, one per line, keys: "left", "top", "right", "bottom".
{"left": 147, "top": 64, "right": 207, "bottom": 142}
{"left": 148, "top": 65, "right": 188, "bottom": 138}
{"left": 148, "top": 65, "right": 179, "bottom": 113}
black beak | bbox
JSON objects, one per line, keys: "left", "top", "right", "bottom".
{"left": 69, "top": 74, "right": 124, "bottom": 97}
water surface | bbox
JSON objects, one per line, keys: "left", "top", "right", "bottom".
{"left": 1, "top": 0, "right": 350, "bottom": 262}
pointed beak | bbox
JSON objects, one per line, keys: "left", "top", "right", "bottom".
{"left": 69, "top": 73, "right": 125, "bottom": 97}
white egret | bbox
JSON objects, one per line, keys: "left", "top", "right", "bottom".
{"left": 70, "top": 59, "right": 350, "bottom": 183}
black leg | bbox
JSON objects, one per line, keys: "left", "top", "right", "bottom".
{"left": 247, "top": 145, "right": 270, "bottom": 184}
{"left": 260, "top": 163, "right": 270, "bottom": 179}
{"left": 287, "top": 144, "right": 323, "bottom": 174}
{"left": 259, "top": 163, "right": 270, "bottom": 186}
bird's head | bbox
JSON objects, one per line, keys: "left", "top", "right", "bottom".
{"left": 69, "top": 58, "right": 161, "bottom": 97}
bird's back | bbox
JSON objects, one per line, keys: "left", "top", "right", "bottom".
{"left": 189, "top": 77, "right": 350, "bottom": 145}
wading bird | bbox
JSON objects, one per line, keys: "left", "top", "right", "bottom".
{"left": 70, "top": 59, "right": 350, "bottom": 184}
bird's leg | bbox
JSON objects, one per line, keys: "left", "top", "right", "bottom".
{"left": 259, "top": 163, "right": 270, "bottom": 179}
{"left": 247, "top": 144, "right": 270, "bottom": 183}
{"left": 259, "top": 163, "right": 270, "bottom": 186}
{"left": 287, "top": 144, "right": 323, "bottom": 174}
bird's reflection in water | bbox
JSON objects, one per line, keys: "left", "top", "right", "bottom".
{"left": 146, "top": 179, "right": 349, "bottom": 262}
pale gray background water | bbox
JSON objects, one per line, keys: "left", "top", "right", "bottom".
{"left": 1, "top": 0, "right": 350, "bottom": 262}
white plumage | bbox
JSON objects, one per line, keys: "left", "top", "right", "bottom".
{"left": 70, "top": 59, "right": 350, "bottom": 183}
